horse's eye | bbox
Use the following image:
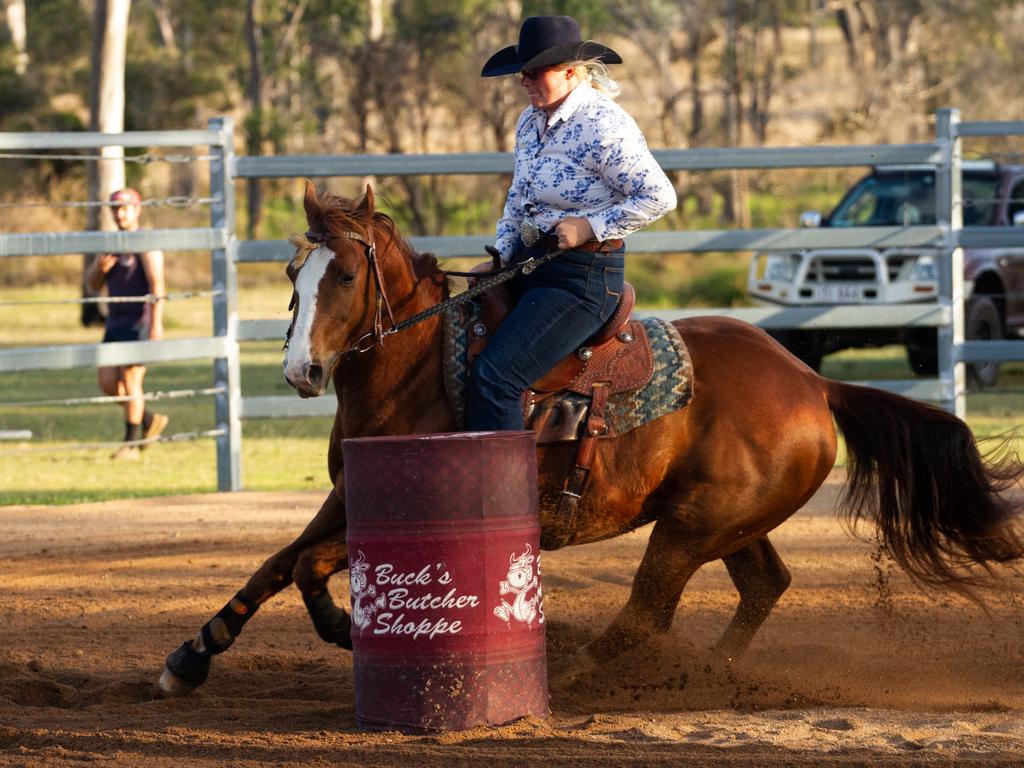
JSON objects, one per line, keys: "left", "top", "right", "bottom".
{"left": 336, "top": 271, "right": 356, "bottom": 287}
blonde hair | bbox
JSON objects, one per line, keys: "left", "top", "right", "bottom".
{"left": 564, "top": 55, "right": 621, "bottom": 99}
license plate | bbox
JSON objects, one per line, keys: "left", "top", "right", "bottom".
{"left": 814, "top": 285, "right": 861, "bottom": 303}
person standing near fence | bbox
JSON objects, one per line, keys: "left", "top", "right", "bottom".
{"left": 86, "top": 188, "right": 169, "bottom": 460}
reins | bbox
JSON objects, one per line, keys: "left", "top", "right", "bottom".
{"left": 286, "top": 229, "right": 563, "bottom": 356}
{"left": 371, "top": 248, "right": 562, "bottom": 346}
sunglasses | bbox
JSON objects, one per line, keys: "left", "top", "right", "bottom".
{"left": 517, "top": 67, "right": 552, "bottom": 82}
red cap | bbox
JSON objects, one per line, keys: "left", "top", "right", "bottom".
{"left": 109, "top": 188, "right": 142, "bottom": 206}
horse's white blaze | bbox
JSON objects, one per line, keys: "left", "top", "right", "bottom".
{"left": 283, "top": 246, "right": 332, "bottom": 382}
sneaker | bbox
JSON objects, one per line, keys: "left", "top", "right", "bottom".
{"left": 111, "top": 444, "right": 141, "bottom": 461}
{"left": 141, "top": 413, "right": 169, "bottom": 450}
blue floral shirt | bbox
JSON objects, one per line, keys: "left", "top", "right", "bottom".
{"left": 495, "top": 83, "right": 677, "bottom": 260}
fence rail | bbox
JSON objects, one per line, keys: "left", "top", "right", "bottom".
{"left": 0, "top": 337, "right": 233, "bottom": 373}
{"left": 233, "top": 143, "right": 948, "bottom": 178}
{"left": 0, "top": 227, "right": 227, "bottom": 257}
{"left": 0, "top": 129, "right": 225, "bottom": 150}
{"left": 238, "top": 226, "right": 947, "bottom": 263}
{"left": 2, "top": 109, "right": 1023, "bottom": 492}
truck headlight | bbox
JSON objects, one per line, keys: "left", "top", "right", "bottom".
{"left": 909, "top": 255, "right": 937, "bottom": 282}
{"left": 759, "top": 253, "right": 799, "bottom": 282}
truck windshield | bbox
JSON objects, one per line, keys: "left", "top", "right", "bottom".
{"left": 828, "top": 171, "right": 1001, "bottom": 227}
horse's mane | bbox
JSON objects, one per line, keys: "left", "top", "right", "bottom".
{"left": 294, "top": 191, "right": 447, "bottom": 288}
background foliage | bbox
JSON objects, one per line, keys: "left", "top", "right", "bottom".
{"left": 4, "top": 0, "right": 1024, "bottom": 228}
{"left": 5, "top": 0, "right": 1024, "bottom": 305}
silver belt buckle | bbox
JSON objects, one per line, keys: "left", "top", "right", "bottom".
{"left": 519, "top": 216, "right": 540, "bottom": 247}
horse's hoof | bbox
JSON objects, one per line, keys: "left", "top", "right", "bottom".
{"left": 159, "top": 640, "right": 210, "bottom": 695}
{"left": 303, "top": 590, "right": 353, "bottom": 650}
{"left": 159, "top": 665, "right": 196, "bottom": 697}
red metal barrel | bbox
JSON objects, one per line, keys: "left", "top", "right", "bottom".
{"left": 343, "top": 430, "right": 548, "bottom": 732}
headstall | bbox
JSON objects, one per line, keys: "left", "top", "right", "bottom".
{"left": 285, "top": 228, "right": 396, "bottom": 356}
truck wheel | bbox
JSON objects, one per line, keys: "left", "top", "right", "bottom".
{"left": 906, "top": 328, "right": 938, "bottom": 376}
{"left": 769, "top": 329, "right": 824, "bottom": 372}
{"left": 966, "top": 296, "right": 1001, "bottom": 389}
{"left": 905, "top": 298, "right": 1002, "bottom": 387}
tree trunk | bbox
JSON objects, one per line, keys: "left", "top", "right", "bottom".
{"left": 148, "top": 0, "right": 177, "bottom": 55}
{"left": 83, "top": 0, "right": 131, "bottom": 326}
{"left": 483, "top": 0, "right": 521, "bottom": 153}
{"left": 360, "top": 0, "right": 385, "bottom": 192}
{"left": 836, "top": 1, "right": 858, "bottom": 69}
{"left": 723, "top": 0, "right": 748, "bottom": 227}
{"left": 4, "top": 0, "right": 28, "bottom": 74}
{"left": 750, "top": 4, "right": 780, "bottom": 145}
{"left": 367, "top": 0, "right": 383, "bottom": 41}
{"left": 808, "top": 0, "right": 819, "bottom": 67}
{"left": 244, "top": 0, "right": 263, "bottom": 239}
{"left": 687, "top": 25, "right": 704, "bottom": 147}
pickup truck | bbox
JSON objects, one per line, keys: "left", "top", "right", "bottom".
{"left": 747, "top": 161, "right": 1024, "bottom": 386}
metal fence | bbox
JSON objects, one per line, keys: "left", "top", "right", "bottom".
{"left": 3, "top": 109, "right": 1024, "bottom": 492}
{"left": 0, "top": 117, "right": 242, "bottom": 489}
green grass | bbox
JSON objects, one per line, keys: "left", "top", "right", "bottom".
{"left": 0, "top": 284, "right": 334, "bottom": 505}
{"left": 2, "top": 284, "right": 1023, "bottom": 506}
{"left": 0, "top": 341, "right": 336, "bottom": 505}
{"left": 627, "top": 252, "right": 752, "bottom": 309}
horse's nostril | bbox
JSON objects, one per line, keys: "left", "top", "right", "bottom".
{"left": 308, "top": 364, "right": 323, "bottom": 387}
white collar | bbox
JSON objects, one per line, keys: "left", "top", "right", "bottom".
{"left": 533, "top": 82, "right": 596, "bottom": 131}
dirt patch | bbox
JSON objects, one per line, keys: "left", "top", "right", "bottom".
{"left": 1, "top": 476, "right": 1022, "bottom": 767}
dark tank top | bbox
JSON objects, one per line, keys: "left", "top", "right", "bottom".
{"left": 105, "top": 253, "right": 151, "bottom": 330}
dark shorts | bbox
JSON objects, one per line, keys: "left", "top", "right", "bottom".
{"left": 103, "top": 323, "right": 148, "bottom": 343}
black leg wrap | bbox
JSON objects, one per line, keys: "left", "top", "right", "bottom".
{"left": 303, "top": 589, "right": 353, "bottom": 650}
{"left": 200, "top": 591, "right": 260, "bottom": 655}
{"left": 165, "top": 640, "right": 211, "bottom": 688}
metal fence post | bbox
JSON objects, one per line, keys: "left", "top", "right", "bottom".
{"left": 209, "top": 116, "right": 242, "bottom": 491}
{"left": 934, "top": 108, "right": 965, "bottom": 417}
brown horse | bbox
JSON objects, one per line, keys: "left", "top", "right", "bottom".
{"left": 159, "top": 181, "right": 1024, "bottom": 696}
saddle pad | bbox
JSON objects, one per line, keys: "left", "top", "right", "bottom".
{"left": 443, "top": 304, "right": 693, "bottom": 440}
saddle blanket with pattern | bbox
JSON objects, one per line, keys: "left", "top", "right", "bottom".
{"left": 442, "top": 305, "right": 694, "bottom": 442}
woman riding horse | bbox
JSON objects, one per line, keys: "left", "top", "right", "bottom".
{"left": 468, "top": 15, "right": 676, "bottom": 431}
{"left": 159, "top": 181, "right": 1024, "bottom": 697}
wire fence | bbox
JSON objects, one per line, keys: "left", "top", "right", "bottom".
{"left": 0, "top": 151, "right": 217, "bottom": 164}
{"left": 0, "top": 427, "right": 225, "bottom": 456}
{"left": 3, "top": 113, "right": 1024, "bottom": 494}
{"left": 2, "top": 386, "right": 224, "bottom": 409}
{"left": 0, "top": 119, "right": 241, "bottom": 489}
{"left": 0, "top": 289, "right": 223, "bottom": 307}
{"left": 0, "top": 195, "right": 220, "bottom": 210}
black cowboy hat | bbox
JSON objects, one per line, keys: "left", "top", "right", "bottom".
{"left": 481, "top": 15, "right": 621, "bottom": 77}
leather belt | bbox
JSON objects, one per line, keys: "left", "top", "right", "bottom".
{"left": 541, "top": 235, "right": 623, "bottom": 253}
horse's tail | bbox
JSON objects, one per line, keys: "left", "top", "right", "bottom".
{"left": 825, "top": 379, "right": 1024, "bottom": 590}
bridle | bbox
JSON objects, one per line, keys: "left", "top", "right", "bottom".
{"left": 339, "top": 228, "right": 397, "bottom": 355}
{"left": 285, "top": 227, "right": 396, "bottom": 356}
{"left": 284, "top": 226, "right": 563, "bottom": 357}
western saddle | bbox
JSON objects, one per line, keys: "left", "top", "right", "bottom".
{"left": 465, "top": 260, "right": 656, "bottom": 548}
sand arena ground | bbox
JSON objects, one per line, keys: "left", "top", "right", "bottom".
{"left": 1, "top": 471, "right": 1022, "bottom": 767}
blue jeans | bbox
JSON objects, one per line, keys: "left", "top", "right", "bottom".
{"left": 465, "top": 240, "right": 626, "bottom": 431}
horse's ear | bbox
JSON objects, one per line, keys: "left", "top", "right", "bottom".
{"left": 357, "top": 183, "right": 375, "bottom": 215}
{"left": 302, "top": 179, "right": 320, "bottom": 226}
